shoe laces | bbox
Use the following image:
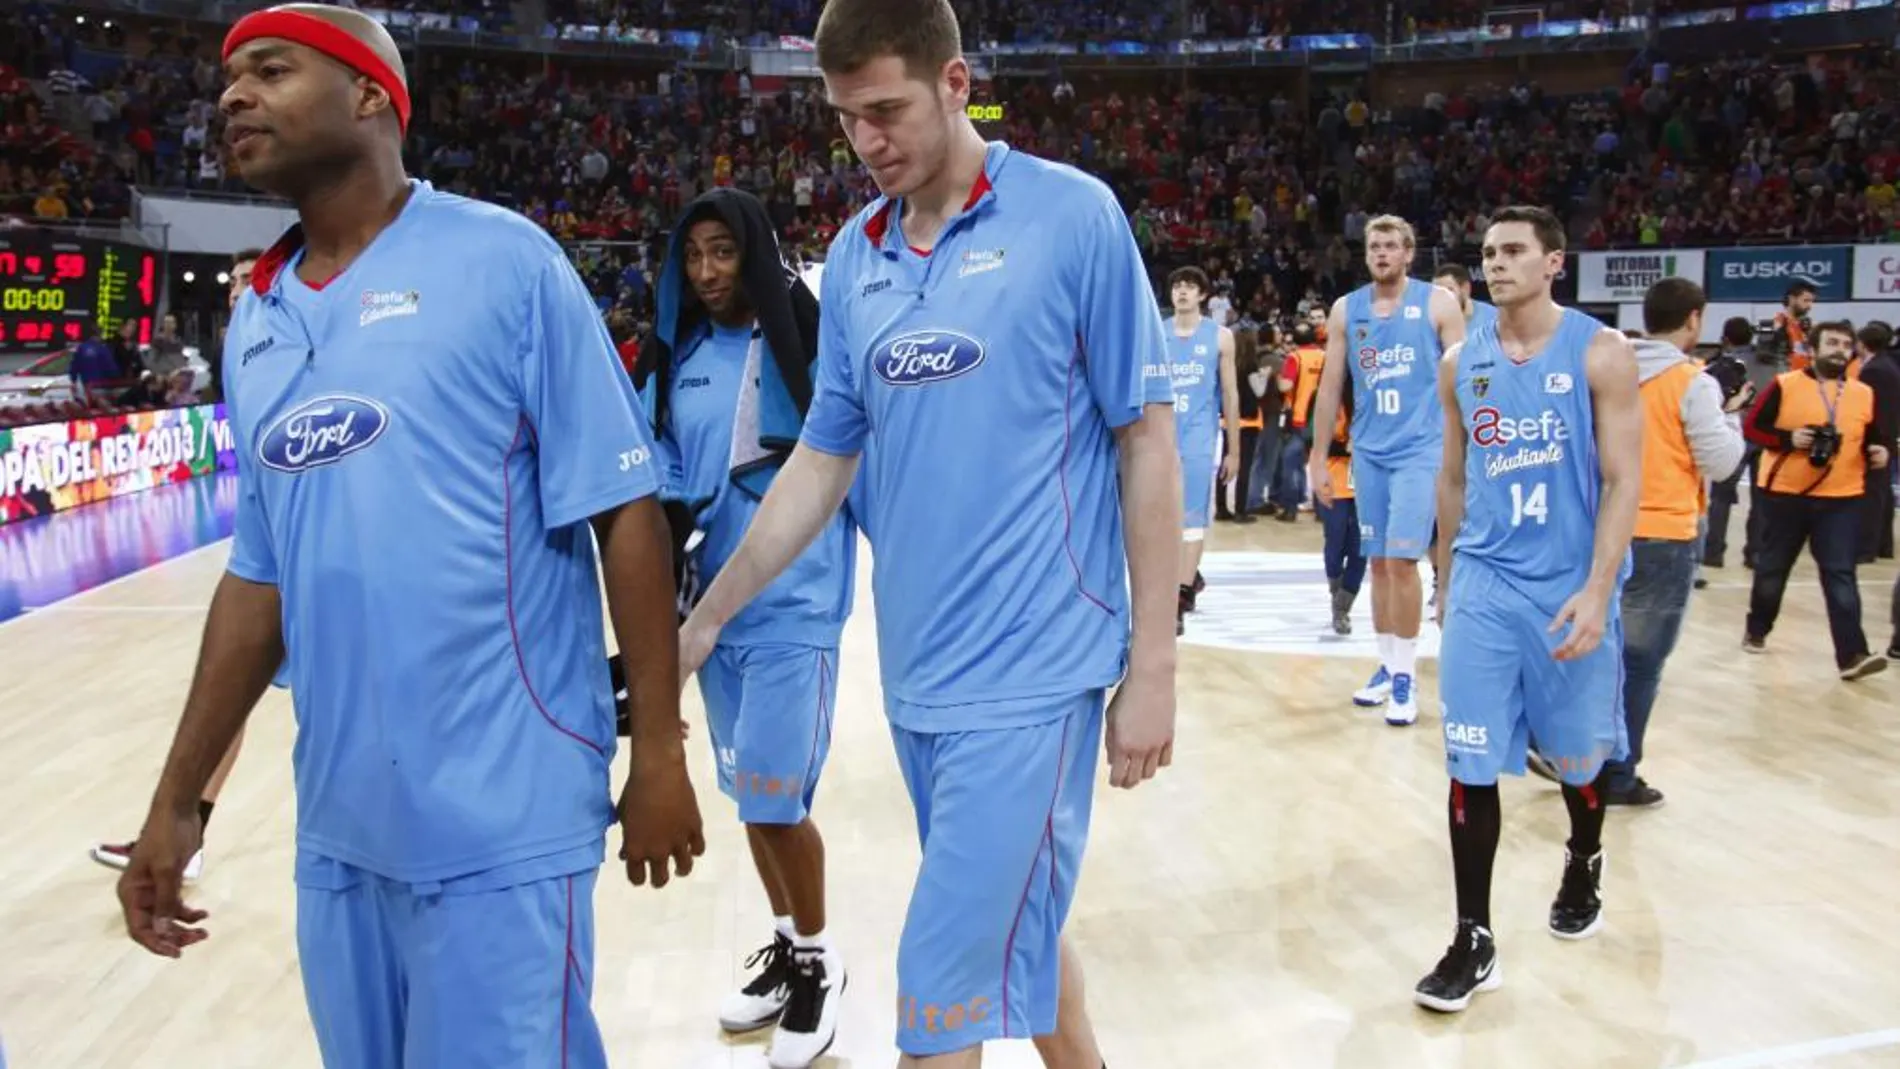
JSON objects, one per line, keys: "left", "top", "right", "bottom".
{"left": 1392, "top": 673, "right": 1412, "bottom": 704}
{"left": 1557, "top": 851, "right": 1599, "bottom": 907}
{"left": 1429, "top": 921, "right": 1486, "bottom": 984}
{"left": 780, "top": 950, "right": 828, "bottom": 1032}
{"left": 740, "top": 936, "right": 793, "bottom": 997}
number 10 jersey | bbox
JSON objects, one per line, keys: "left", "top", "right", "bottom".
{"left": 1344, "top": 277, "right": 1445, "bottom": 467}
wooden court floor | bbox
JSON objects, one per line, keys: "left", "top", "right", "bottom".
{"left": 0, "top": 514, "right": 1896, "bottom": 1069}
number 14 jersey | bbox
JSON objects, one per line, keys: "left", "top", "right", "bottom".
{"left": 1451, "top": 306, "right": 1625, "bottom": 614}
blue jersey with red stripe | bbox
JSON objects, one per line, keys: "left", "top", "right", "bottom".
{"left": 801, "top": 142, "right": 1175, "bottom": 732}
{"left": 222, "top": 180, "right": 659, "bottom": 883}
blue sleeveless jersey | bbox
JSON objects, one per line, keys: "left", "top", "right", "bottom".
{"left": 1451, "top": 306, "right": 1628, "bottom": 614}
{"left": 1344, "top": 277, "right": 1445, "bottom": 465}
{"left": 1167, "top": 316, "right": 1222, "bottom": 457}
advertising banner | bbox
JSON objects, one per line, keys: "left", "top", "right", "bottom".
{"left": 0, "top": 403, "right": 236, "bottom": 526}
{"left": 1576, "top": 249, "right": 1705, "bottom": 303}
{"left": 1851, "top": 244, "right": 1900, "bottom": 300}
{"left": 1705, "top": 245, "right": 1853, "bottom": 301}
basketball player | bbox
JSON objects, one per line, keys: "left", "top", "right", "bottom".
{"left": 1417, "top": 206, "right": 1642, "bottom": 1013}
{"left": 1308, "top": 217, "right": 1465, "bottom": 726}
{"left": 113, "top": 7, "right": 704, "bottom": 1065}
{"left": 1166, "top": 266, "right": 1239, "bottom": 634}
{"left": 89, "top": 244, "right": 265, "bottom": 882}
{"left": 635, "top": 187, "right": 854, "bottom": 1068}
{"left": 677, "top": 1, "right": 1181, "bottom": 1064}
{"left": 1433, "top": 262, "right": 1499, "bottom": 337}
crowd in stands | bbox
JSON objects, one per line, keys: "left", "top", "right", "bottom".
{"left": 3, "top": 1, "right": 1898, "bottom": 348}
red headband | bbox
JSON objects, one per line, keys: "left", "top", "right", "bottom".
{"left": 223, "top": 9, "right": 411, "bottom": 133}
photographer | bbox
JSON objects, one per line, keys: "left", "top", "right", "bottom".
{"left": 1703, "top": 316, "right": 1767, "bottom": 570}
{"left": 1854, "top": 321, "right": 1898, "bottom": 563}
{"left": 1742, "top": 320, "right": 1891, "bottom": 680}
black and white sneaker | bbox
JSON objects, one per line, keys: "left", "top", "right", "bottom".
{"left": 1414, "top": 919, "right": 1501, "bottom": 1013}
{"left": 768, "top": 947, "right": 846, "bottom": 1069}
{"left": 718, "top": 932, "right": 793, "bottom": 1034}
{"left": 1549, "top": 847, "right": 1605, "bottom": 940}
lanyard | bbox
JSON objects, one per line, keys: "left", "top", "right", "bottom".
{"left": 1817, "top": 373, "right": 1843, "bottom": 425}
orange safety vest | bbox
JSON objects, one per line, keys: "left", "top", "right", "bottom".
{"left": 1756, "top": 370, "right": 1874, "bottom": 498}
{"left": 1778, "top": 311, "right": 1810, "bottom": 372}
{"left": 1287, "top": 345, "right": 1326, "bottom": 428}
{"left": 1633, "top": 361, "right": 1705, "bottom": 541}
{"left": 1327, "top": 407, "right": 1354, "bottom": 500}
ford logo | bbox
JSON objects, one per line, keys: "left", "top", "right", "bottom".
{"left": 873, "top": 329, "right": 986, "bottom": 386}
{"left": 258, "top": 394, "right": 391, "bottom": 473}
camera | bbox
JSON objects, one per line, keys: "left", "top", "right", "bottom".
{"left": 1807, "top": 424, "right": 1842, "bottom": 467}
{"left": 1702, "top": 352, "right": 1750, "bottom": 404}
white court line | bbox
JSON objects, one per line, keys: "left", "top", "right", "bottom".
{"left": 2, "top": 536, "right": 231, "bottom": 632}
{"left": 1671, "top": 1028, "right": 1900, "bottom": 1069}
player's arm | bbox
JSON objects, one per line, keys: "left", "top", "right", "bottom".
{"left": 1217, "top": 325, "right": 1241, "bottom": 475}
{"left": 1433, "top": 344, "right": 1467, "bottom": 603}
{"left": 125, "top": 422, "right": 283, "bottom": 958}
{"left": 518, "top": 250, "right": 702, "bottom": 887}
{"left": 1305, "top": 298, "right": 1350, "bottom": 502}
{"left": 1076, "top": 189, "right": 1179, "bottom": 788}
{"left": 1551, "top": 329, "right": 1643, "bottom": 660}
{"left": 147, "top": 575, "right": 283, "bottom": 825}
{"left": 686, "top": 444, "right": 860, "bottom": 633}
{"left": 1430, "top": 283, "right": 1467, "bottom": 352}
{"left": 1583, "top": 330, "right": 1643, "bottom": 597}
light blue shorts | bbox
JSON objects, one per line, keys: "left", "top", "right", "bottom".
{"left": 297, "top": 862, "right": 604, "bottom": 1069}
{"left": 1439, "top": 563, "right": 1628, "bottom": 786}
{"left": 887, "top": 691, "right": 1104, "bottom": 1057}
{"left": 699, "top": 642, "right": 838, "bottom": 825}
{"left": 1181, "top": 450, "right": 1218, "bottom": 531}
{"left": 1352, "top": 457, "right": 1438, "bottom": 560}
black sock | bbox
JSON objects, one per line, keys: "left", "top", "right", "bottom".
{"left": 1448, "top": 780, "right": 1501, "bottom": 931}
{"left": 1561, "top": 771, "right": 1610, "bottom": 858}
{"left": 198, "top": 798, "right": 216, "bottom": 834}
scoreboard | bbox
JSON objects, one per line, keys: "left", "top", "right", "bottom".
{"left": 0, "top": 232, "right": 159, "bottom": 353}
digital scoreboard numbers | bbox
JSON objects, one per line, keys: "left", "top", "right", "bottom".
{"left": 965, "top": 102, "right": 1006, "bottom": 124}
{"left": 0, "top": 233, "right": 159, "bottom": 353}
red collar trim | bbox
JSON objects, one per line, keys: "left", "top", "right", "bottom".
{"left": 250, "top": 224, "right": 306, "bottom": 295}
{"left": 863, "top": 170, "right": 993, "bottom": 246}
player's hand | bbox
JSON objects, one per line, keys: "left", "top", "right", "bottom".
{"left": 1220, "top": 452, "right": 1239, "bottom": 484}
{"left": 1871, "top": 445, "right": 1891, "bottom": 469}
{"left": 117, "top": 807, "right": 209, "bottom": 959}
{"left": 677, "top": 613, "right": 720, "bottom": 694}
{"left": 1791, "top": 428, "right": 1816, "bottom": 450}
{"left": 1548, "top": 586, "right": 1611, "bottom": 662}
{"left": 1105, "top": 664, "right": 1175, "bottom": 789}
{"left": 1724, "top": 382, "right": 1756, "bottom": 413}
{"left": 617, "top": 750, "right": 705, "bottom": 890}
{"left": 1308, "top": 456, "right": 1334, "bottom": 508}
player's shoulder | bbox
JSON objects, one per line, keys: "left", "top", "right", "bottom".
{"left": 997, "top": 148, "right": 1124, "bottom": 227}
{"left": 408, "top": 185, "right": 568, "bottom": 271}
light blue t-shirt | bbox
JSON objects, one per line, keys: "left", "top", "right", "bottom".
{"left": 1452, "top": 306, "right": 1628, "bottom": 616}
{"left": 662, "top": 321, "right": 855, "bottom": 647}
{"left": 1167, "top": 315, "right": 1222, "bottom": 459}
{"left": 222, "top": 180, "right": 661, "bottom": 885}
{"left": 800, "top": 142, "right": 1175, "bottom": 733}
{"left": 1343, "top": 276, "right": 1446, "bottom": 466}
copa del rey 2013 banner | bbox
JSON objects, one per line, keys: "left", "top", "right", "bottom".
{"left": 0, "top": 403, "right": 236, "bottom": 526}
